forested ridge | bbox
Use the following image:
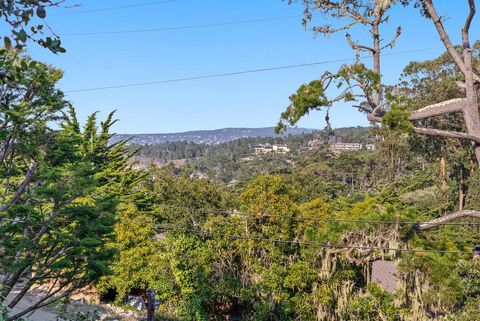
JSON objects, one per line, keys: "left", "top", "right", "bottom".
{"left": 112, "top": 127, "right": 315, "bottom": 146}
{"left": 134, "top": 127, "right": 370, "bottom": 157}
{"left": 2, "top": 1, "right": 480, "bottom": 321}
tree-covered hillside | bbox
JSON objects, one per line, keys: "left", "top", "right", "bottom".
{"left": 129, "top": 126, "right": 372, "bottom": 183}
{"left": 132, "top": 127, "right": 369, "bottom": 160}
{"left": 112, "top": 127, "right": 315, "bottom": 145}
{"left": 104, "top": 125, "right": 480, "bottom": 321}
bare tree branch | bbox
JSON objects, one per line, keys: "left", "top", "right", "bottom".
{"left": 422, "top": 0, "right": 468, "bottom": 76}
{"left": 416, "top": 210, "right": 480, "bottom": 230}
{"left": 408, "top": 98, "right": 466, "bottom": 120}
{"left": 380, "top": 26, "right": 402, "bottom": 50}
{"left": 422, "top": 0, "right": 480, "bottom": 82}
{"left": 412, "top": 127, "right": 480, "bottom": 143}
{"left": 463, "top": 0, "right": 476, "bottom": 40}
{"left": 5, "top": 285, "right": 75, "bottom": 321}
{"left": 346, "top": 33, "right": 375, "bottom": 53}
{"left": 7, "top": 246, "right": 68, "bottom": 309}
{"left": 0, "top": 160, "right": 38, "bottom": 214}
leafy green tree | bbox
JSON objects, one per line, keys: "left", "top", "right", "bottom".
{"left": 348, "top": 284, "right": 400, "bottom": 321}
{"left": 399, "top": 47, "right": 480, "bottom": 212}
{"left": 98, "top": 204, "right": 162, "bottom": 304}
{"left": 0, "top": 51, "right": 138, "bottom": 320}
{"left": 147, "top": 166, "right": 231, "bottom": 228}
{"left": 445, "top": 260, "right": 480, "bottom": 321}
{"left": 0, "top": 49, "right": 65, "bottom": 214}
{"left": 101, "top": 168, "right": 231, "bottom": 319}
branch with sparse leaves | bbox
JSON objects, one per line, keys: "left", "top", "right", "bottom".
{"left": 0, "top": 0, "right": 68, "bottom": 53}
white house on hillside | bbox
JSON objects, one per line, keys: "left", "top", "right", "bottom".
{"left": 330, "top": 143, "right": 363, "bottom": 153}
{"left": 253, "top": 144, "right": 290, "bottom": 155}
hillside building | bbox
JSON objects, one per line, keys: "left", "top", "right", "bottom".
{"left": 253, "top": 144, "right": 290, "bottom": 155}
{"left": 330, "top": 143, "right": 363, "bottom": 153}
{"left": 366, "top": 143, "right": 376, "bottom": 150}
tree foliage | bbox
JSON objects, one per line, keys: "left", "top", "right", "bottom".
{"left": 0, "top": 0, "right": 66, "bottom": 53}
{"left": 0, "top": 51, "right": 140, "bottom": 320}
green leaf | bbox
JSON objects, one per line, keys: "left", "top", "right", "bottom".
{"left": 3, "top": 36, "right": 12, "bottom": 50}
{"left": 17, "top": 30, "right": 27, "bottom": 43}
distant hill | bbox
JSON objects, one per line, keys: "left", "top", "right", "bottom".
{"left": 112, "top": 127, "right": 316, "bottom": 145}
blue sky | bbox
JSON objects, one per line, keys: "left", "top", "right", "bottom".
{"left": 27, "top": 0, "right": 479, "bottom": 134}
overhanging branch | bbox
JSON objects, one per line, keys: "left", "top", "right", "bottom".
{"left": 422, "top": 0, "right": 467, "bottom": 75}
{"left": 413, "top": 127, "right": 480, "bottom": 144}
{"left": 422, "top": 0, "right": 480, "bottom": 82}
{"left": 416, "top": 210, "right": 480, "bottom": 230}
{"left": 409, "top": 98, "right": 466, "bottom": 120}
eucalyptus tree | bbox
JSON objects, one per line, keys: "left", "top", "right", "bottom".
{"left": 280, "top": 0, "right": 480, "bottom": 227}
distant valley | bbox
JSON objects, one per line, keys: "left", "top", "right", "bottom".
{"left": 112, "top": 127, "right": 315, "bottom": 145}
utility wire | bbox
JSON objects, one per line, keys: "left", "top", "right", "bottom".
{"left": 65, "top": 47, "right": 442, "bottom": 93}
{"left": 126, "top": 203, "right": 480, "bottom": 227}
{"left": 3, "top": 202, "right": 480, "bottom": 228}
{"left": 156, "top": 225, "right": 474, "bottom": 255}
{"left": 62, "top": 15, "right": 303, "bottom": 36}
{"left": 0, "top": 215, "right": 475, "bottom": 258}
{"left": 50, "top": 0, "right": 176, "bottom": 16}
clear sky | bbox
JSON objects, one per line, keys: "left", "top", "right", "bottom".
{"left": 27, "top": 0, "right": 480, "bottom": 134}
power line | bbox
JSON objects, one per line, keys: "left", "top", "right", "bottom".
{"left": 128, "top": 203, "right": 480, "bottom": 227}
{"left": 0, "top": 214, "right": 475, "bottom": 257}
{"left": 65, "top": 47, "right": 442, "bottom": 93}
{"left": 50, "top": 0, "right": 176, "bottom": 16}
{"left": 61, "top": 15, "right": 303, "bottom": 36}
{"left": 1, "top": 225, "right": 469, "bottom": 263}
{"left": 156, "top": 225, "right": 473, "bottom": 255}
{"left": 3, "top": 199, "right": 478, "bottom": 228}
{"left": 3, "top": 202, "right": 479, "bottom": 228}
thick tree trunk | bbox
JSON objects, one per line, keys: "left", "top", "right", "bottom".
{"left": 416, "top": 0, "right": 480, "bottom": 166}
{"left": 462, "top": 49, "right": 480, "bottom": 165}
{"left": 462, "top": 6, "right": 480, "bottom": 164}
